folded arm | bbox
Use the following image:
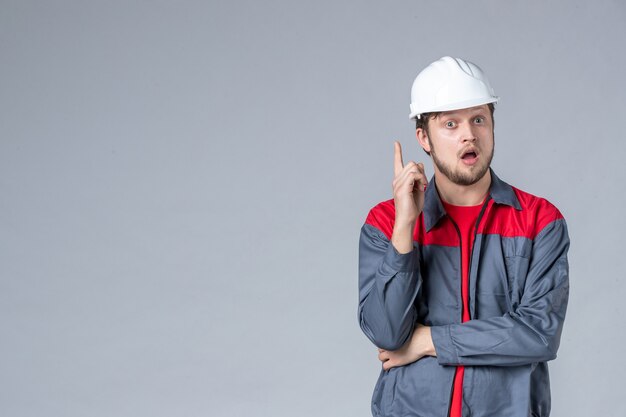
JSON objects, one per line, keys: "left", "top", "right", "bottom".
{"left": 378, "top": 218, "right": 570, "bottom": 369}
{"left": 431, "top": 218, "right": 570, "bottom": 367}
{"left": 357, "top": 222, "right": 421, "bottom": 351}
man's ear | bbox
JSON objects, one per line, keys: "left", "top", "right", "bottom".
{"left": 416, "top": 128, "right": 431, "bottom": 153}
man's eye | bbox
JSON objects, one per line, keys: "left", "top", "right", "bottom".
{"left": 445, "top": 121, "right": 456, "bottom": 128}
{"left": 474, "top": 117, "right": 484, "bottom": 124}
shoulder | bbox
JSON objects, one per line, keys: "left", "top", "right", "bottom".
{"left": 511, "top": 186, "right": 565, "bottom": 239}
{"left": 363, "top": 198, "right": 396, "bottom": 239}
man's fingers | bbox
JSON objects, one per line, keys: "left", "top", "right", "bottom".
{"left": 414, "top": 162, "right": 428, "bottom": 191}
{"left": 392, "top": 140, "right": 428, "bottom": 191}
{"left": 382, "top": 358, "right": 396, "bottom": 371}
{"left": 394, "top": 163, "right": 428, "bottom": 192}
{"left": 394, "top": 141, "right": 404, "bottom": 177}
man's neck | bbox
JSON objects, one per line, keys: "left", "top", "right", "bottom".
{"left": 434, "top": 169, "right": 492, "bottom": 206}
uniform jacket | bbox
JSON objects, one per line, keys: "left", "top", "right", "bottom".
{"left": 357, "top": 169, "right": 569, "bottom": 417}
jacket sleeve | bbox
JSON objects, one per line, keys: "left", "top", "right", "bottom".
{"left": 357, "top": 221, "right": 421, "bottom": 351}
{"left": 431, "top": 217, "right": 570, "bottom": 366}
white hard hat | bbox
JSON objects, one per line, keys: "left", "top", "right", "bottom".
{"left": 409, "top": 56, "right": 499, "bottom": 120}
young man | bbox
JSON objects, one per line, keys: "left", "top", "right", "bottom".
{"left": 357, "top": 56, "right": 569, "bottom": 417}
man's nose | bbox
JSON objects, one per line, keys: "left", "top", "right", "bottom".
{"left": 459, "top": 122, "right": 478, "bottom": 142}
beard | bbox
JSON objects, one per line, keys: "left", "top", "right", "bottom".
{"left": 429, "top": 137, "right": 494, "bottom": 186}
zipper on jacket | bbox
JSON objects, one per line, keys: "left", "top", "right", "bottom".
{"left": 467, "top": 196, "right": 491, "bottom": 320}
{"left": 446, "top": 374, "right": 456, "bottom": 417}
{"left": 448, "top": 218, "right": 464, "bottom": 324}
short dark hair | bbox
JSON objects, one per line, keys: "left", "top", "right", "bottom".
{"left": 415, "top": 102, "right": 495, "bottom": 156}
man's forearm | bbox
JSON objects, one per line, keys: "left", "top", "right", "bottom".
{"left": 358, "top": 223, "right": 421, "bottom": 351}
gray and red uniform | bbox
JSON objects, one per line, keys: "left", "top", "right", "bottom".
{"left": 357, "top": 169, "right": 570, "bottom": 417}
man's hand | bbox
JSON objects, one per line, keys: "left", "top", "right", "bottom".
{"left": 377, "top": 325, "right": 436, "bottom": 371}
{"left": 391, "top": 141, "right": 428, "bottom": 254}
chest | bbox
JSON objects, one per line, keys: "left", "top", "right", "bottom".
{"left": 416, "top": 217, "right": 532, "bottom": 324}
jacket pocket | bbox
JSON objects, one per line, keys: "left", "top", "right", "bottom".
{"left": 475, "top": 251, "right": 512, "bottom": 318}
{"left": 371, "top": 368, "right": 397, "bottom": 416}
{"left": 384, "top": 357, "right": 454, "bottom": 417}
{"left": 504, "top": 255, "right": 530, "bottom": 310}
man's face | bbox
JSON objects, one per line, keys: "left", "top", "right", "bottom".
{"left": 418, "top": 104, "right": 494, "bottom": 186}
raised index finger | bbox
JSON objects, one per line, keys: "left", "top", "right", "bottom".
{"left": 394, "top": 141, "right": 404, "bottom": 177}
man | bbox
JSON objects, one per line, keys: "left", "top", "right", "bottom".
{"left": 357, "top": 56, "right": 569, "bottom": 417}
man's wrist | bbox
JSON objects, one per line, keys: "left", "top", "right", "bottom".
{"left": 422, "top": 326, "right": 437, "bottom": 356}
{"left": 391, "top": 222, "right": 416, "bottom": 254}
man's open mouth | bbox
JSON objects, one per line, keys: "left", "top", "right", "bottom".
{"left": 461, "top": 149, "right": 478, "bottom": 159}
{"left": 461, "top": 149, "right": 479, "bottom": 164}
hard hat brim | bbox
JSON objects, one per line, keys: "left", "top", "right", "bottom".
{"left": 409, "top": 96, "right": 499, "bottom": 120}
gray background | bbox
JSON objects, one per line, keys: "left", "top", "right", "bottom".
{"left": 1, "top": 1, "right": 624, "bottom": 416}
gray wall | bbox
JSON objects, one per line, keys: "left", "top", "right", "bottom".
{"left": 1, "top": 1, "right": 624, "bottom": 416}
